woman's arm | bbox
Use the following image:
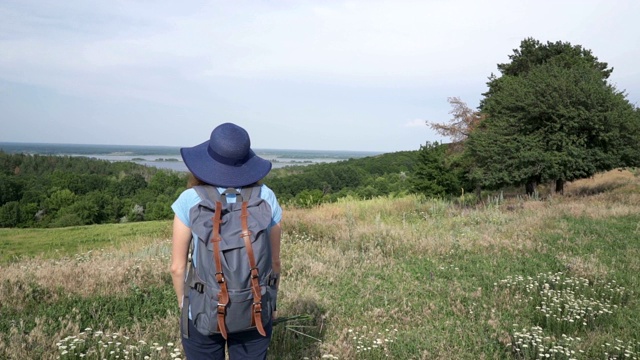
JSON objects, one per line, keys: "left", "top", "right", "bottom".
{"left": 170, "top": 214, "right": 192, "bottom": 308}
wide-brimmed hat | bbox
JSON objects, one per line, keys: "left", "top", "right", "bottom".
{"left": 180, "top": 123, "right": 272, "bottom": 188}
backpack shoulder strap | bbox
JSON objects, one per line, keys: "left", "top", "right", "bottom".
{"left": 239, "top": 184, "right": 260, "bottom": 202}
{"left": 193, "top": 185, "right": 223, "bottom": 205}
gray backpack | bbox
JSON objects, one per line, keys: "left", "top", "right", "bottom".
{"left": 181, "top": 185, "right": 277, "bottom": 339}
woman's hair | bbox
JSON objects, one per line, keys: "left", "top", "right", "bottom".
{"left": 187, "top": 173, "right": 207, "bottom": 188}
{"left": 187, "top": 172, "right": 262, "bottom": 189}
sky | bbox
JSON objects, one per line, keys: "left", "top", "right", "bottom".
{"left": 1, "top": 1, "right": 639, "bottom": 153}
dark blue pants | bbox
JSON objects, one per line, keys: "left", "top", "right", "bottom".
{"left": 182, "top": 319, "right": 272, "bottom": 360}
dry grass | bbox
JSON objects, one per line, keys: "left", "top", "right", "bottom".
{"left": 0, "top": 239, "right": 171, "bottom": 309}
{"left": 285, "top": 194, "right": 543, "bottom": 258}
{"left": 553, "top": 169, "right": 640, "bottom": 218}
{"left": 556, "top": 253, "right": 610, "bottom": 282}
{"left": 566, "top": 169, "right": 636, "bottom": 194}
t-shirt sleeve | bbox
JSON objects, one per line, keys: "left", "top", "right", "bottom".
{"left": 171, "top": 188, "right": 201, "bottom": 227}
{"left": 260, "top": 184, "right": 282, "bottom": 225}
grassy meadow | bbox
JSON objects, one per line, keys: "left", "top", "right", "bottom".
{"left": 1, "top": 169, "right": 639, "bottom": 359}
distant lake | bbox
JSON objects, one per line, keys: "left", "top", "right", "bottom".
{"left": 0, "top": 142, "right": 382, "bottom": 171}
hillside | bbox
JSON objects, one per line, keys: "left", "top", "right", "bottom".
{"left": 0, "top": 169, "right": 639, "bottom": 359}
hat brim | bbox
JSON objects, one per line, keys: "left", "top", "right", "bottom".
{"left": 181, "top": 140, "right": 272, "bottom": 188}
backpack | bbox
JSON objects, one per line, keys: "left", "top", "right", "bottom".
{"left": 180, "top": 184, "right": 277, "bottom": 339}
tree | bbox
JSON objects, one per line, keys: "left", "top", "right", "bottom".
{"left": 112, "top": 174, "right": 148, "bottom": 197}
{"left": 426, "top": 97, "right": 485, "bottom": 195}
{"left": 412, "top": 142, "right": 463, "bottom": 197}
{"left": 427, "top": 97, "right": 484, "bottom": 151}
{"left": 45, "top": 189, "right": 77, "bottom": 213}
{"left": 0, "top": 201, "right": 21, "bottom": 227}
{"left": 145, "top": 194, "right": 174, "bottom": 220}
{"left": 148, "top": 171, "right": 186, "bottom": 196}
{"left": 468, "top": 38, "right": 640, "bottom": 195}
{"left": 0, "top": 175, "right": 23, "bottom": 206}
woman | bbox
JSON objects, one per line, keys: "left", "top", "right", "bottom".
{"left": 170, "top": 122, "right": 282, "bottom": 360}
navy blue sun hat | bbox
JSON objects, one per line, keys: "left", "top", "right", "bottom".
{"left": 180, "top": 123, "right": 272, "bottom": 188}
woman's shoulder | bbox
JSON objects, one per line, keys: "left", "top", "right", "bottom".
{"left": 175, "top": 188, "right": 201, "bottom": 207}
{"left": 177, "top": 187, "right": 198, "bottom": 197}
{"left": 258, "top": 184, "right": 278, "bottom": 199}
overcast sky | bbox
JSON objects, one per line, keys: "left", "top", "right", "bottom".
{"left": 1, "top": 0, "right": 638, "bottom": 152}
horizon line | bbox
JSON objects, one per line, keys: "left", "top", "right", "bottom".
{"left": 0, "top": 141, "right": 389, "bottom": 154}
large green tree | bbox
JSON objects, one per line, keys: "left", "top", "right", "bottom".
{"left": 468, "top": 38, "right": 640, "bottom": 194}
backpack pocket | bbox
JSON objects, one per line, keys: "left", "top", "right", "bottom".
{"left": 191, "top": 286, "right": 273, "bottom": 336}
{"left": 224, "top": 286, "right": 273, "bottom": 334}
{"left": 188, "top": 278, "right": 218, "bottom": 336}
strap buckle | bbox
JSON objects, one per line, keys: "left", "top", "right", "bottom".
{"left": 217, "top": 303, "right": 227, "bottom": 315}
{"left": 194, "top": 283, "right": 204, "bottom": 293}
{"left": 250, "top": 267, "right": 260, "bottom": 279}
{"left": 215, "top": 272, "right": 225, "bottom": 284}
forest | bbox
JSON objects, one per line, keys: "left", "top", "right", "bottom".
{"left": 0, "top": 153, "right": 187, "bottom": 228}
{"left": 0, "top": 150, "right": 421, "bottom": 228}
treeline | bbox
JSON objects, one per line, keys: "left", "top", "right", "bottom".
{"left": 0, "top": 149, "right": 422, "bottom": 227}
{"left": 0, "top": 150, "right": 424, "bottom": 227}
{"left": 265, "top": 150, "right": 419, "bottom": 206}
{"left": 0, "top": 152, "right": 187, "bottom": 228}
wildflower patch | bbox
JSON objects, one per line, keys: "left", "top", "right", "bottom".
{"left": 497, "top": 272, "right": 628, "bottom": 336}
{"left": 498, "top": 272, "right": 636, "bottom": 359}
{"left": 55, "top": 328, "right": 184, "bottom": 360}
{"left": 348, "top": 325, "right": 398, "bottom": 358}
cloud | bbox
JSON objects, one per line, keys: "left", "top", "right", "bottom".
{"left": 0, "top": 0, "right": 639, "bottom": 151}
{"left": 2, "top": 0, "right": 639, "bottom": 103}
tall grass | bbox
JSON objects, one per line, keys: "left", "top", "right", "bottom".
{"left": 1, "top": 169, "right": 639, "bottom": 359}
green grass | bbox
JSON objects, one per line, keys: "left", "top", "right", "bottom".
{"left": 547, "top": 215, "right": 640, "bottom": 268}
{"left": 0, "top": 220, "right": 172, "bottom": 263}
{"left": 0, "top": 283, "right": 176, "bottom": 334}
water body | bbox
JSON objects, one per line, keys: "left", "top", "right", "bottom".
{"left": 0, "top": 142, "right": 381, "bottom": 171}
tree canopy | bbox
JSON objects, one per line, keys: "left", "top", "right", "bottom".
{"left": 411, "top": 141, "right": 465, "bottom": 197}
{"left": 467, "top": 38, "right": 640, "bottom": 194}
{"left": 0, "top": 152, "right": 188, "bottom": 228}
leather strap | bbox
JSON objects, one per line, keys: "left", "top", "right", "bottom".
{"left": 212, "top": 201, "right": 229, "bottom": 339}
{"left": 242, "top": 200, "right": 266, "bottom": 336}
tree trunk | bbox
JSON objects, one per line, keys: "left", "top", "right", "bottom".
{"left": 525, "top": 180, "right": 537, "bottom": 197}
{"left": 555, "top": 179, "right": 565, "bottom": 194}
